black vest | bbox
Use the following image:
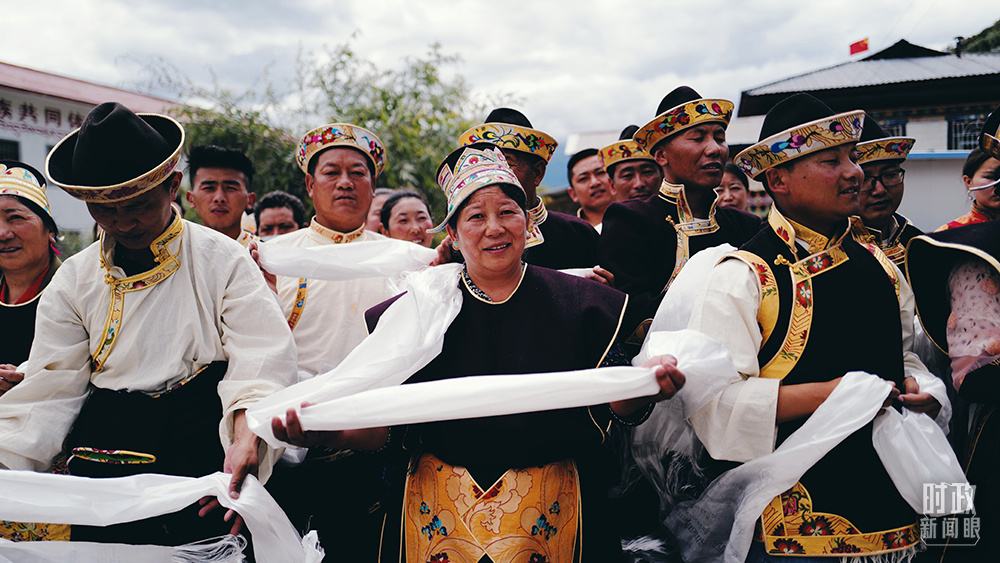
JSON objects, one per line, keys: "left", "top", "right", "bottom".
{"left": 739, "top": 226, "right": 914, "bottom": 533}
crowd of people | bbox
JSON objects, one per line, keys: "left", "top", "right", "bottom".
{"left": 0, "top": 88, "right": 998, "bottom": 563}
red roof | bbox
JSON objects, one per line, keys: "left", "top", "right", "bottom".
{"left": 0, "top": 61, "right": 175, "bottom": 113}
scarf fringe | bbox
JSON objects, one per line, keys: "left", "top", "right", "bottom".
{"left": 171, "top": 534, "right": 246, "bottom": 562}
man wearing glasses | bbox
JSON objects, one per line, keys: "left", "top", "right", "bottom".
{"left": 855, "top": 117, "right": 921, "bottom": 266}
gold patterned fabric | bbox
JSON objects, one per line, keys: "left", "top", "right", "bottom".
{"left": 757, "top": 482, "right": 919, "bottom": 556}
{"left": 657, "top": 180, "right": 721, "bottom": 290}
{"left": 404, "top": 453, "right": 580, "bottom": 563}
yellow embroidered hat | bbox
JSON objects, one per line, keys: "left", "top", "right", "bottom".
{"left": 430, "top": 142, "right": 525, "bottom": 233}
{"left": 46, "top": 102, "right": 184, "bottom": 203}
{"left": 600, "top": 125, "right": 655, "bottom": 174}
{"left": 0, "top": 160, "right": 51, "bottom": 220}
{"left": 735, "top": 93, "right": 865, "bottom": 181}
{"left": 981, "top": 103, "right": 1000, "bottom": 159}
{"left": 633, "top": 86, "right": 733, "bottom": 153}
{"left": 458, "top": 108, "right": 558, "bottom": 163}
{"left": 855, "top": 115, "right": 915, "bottom": 165}
{"left": 296, "top": 123, "right": 386, "bottom": 178}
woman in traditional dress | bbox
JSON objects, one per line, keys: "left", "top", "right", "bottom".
{"left": 0, "top": 160, "right": 70, "bottom": 543}
{"left": 271, "top": 143, "right": 684, "bottom": 562}
{"left": 937, "top": 147, "right": 1000, "bottom": 231}
{"left": 379, "top": 189, "right": 435, "bottom": 248}
{"left": 0, "top": 161, "right": 60, "bottom": 393}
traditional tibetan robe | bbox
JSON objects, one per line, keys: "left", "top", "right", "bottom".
{"left": 598, "top": 180, "right": 762, "bottom": 339}
{"left": 367, "top": 265, "right": 629, "bottom": 563}
{"left": 0, "top": 216, "right": 296, "bottom": 543}
{"left": 937, "top": 202, "right": 1000, "bottom": 232}
{"left": 0, "top": 254, "right": 60, "bottom": 366}
{"left": 268, "top": 218, "right": 395, "bottom": 378}
{"left": 522, "top": 200, "right": 599, "bottom": 269}
{"left": 858, "top": 212, "right": 922, "bottom": 267}
{"left": 689, "top": 208, "right": 922, "bottom": 557}
{"left": 907, "top": 221, "right": 1000, "bottom": 562}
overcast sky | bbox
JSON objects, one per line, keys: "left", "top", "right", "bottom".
{"left": 4, "top": 0, "right": 997, "bottom": 154}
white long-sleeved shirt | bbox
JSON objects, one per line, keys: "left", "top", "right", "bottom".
{"left": 0, "top": 219, "right": 297, "bottom": 478}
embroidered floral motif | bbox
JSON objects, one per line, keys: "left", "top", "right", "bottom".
{"left": 799, "top": 516, "right": 833, "bottom": 536}
{"left": 796, "top": 282, "right": 812, "bottom": 308}
{"left": 427, "top": 553, "right": 450, "bottom": 563}
{"left": 531, "top": 515, "right": 558, "bottom": 540}
{"left": 770, "top": 539, "right": 804, "bottom": 554}
{"left": 421, "top": 515, "right": 449, "bottom": 540}
{"left": 830, "top": 538, "right": 863, "bottom": 554}
{"left": 805, "top": 253, "right": 833, "bottom": 274}
{"left": 882, "top": 529, "right": 913, "bottom": 550}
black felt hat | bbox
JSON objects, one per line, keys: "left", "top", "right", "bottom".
{"left": 981, "top": 103, "right": 1000, "bottom": 159}
{"left": 734, "top": 93, "right": 865, "bottom": 180}
{"left": 46, "top": 102, "right": 184, "bottom": 203}
{"left": 634, "top": 86, "right": 733, "bottom": 152}
{"left": 485, "top": 107, "right": 534, "bottom": 128}
{"left": 619, "top": 125, "right": 640, "bottom": 140}
{"left": 655, "top": 86, "right": 701, "bottom": 116}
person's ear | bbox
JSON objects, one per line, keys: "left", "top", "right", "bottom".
{"left": 246, "top": 193, "right": 257, "bottom": 211}
{"left": 765, "top": 167, "right": 790, "bottom": 197}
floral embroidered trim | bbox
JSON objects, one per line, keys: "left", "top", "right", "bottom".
{"left": 307, "top": 217, "right": 365, "bottom": 244}
{"left": 525, "top": 200, "right": 547, "bottom": 248}
{"left": 404, "top": 453, "right": 580, "bottom": 563}
{"left": 287, "top": 278, "right": 309, "bottom": 331}
{"left": 70, "top": 447, "right": 157, "bottom": 465}
{"left": 759, "top": 482, "right": 919, "bottom": 556}
{"left": 295, "top": 123, "right": 385, "bottom": 177}
{"left": 657, "top": 181, "right": 720, "bottom": 291}
{"left": 92, "top": 214, "right": 184, "bottom": 372}
{"left": 727, "top": 251, "right": 780, "bottom": 345}
{"left": 634, "top": 98, "right": 733, "bottom": 152}
{"left": 599, "top": 138, "right": 653, "bottom": 170}
{"left": 459, "top": 123, "right": 559, "bottom": 163}
{"left": 735, "top": 110, "right": 865, "bottom": 180}
{"left": 856, "top": 136, "right": 915, "bottom": 165}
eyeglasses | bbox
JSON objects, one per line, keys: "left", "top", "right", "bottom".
{"left": 862, "top": 169, "right": 904, "bottom": 192}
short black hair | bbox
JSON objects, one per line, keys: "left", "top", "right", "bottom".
{"left": 963, "top": 147, "right": 994, "bottom": 179}
{"left": 306, "top": 146, "right": 376, "bottom": 179}
{"left": 188, "top": 145, "right": 256, "bottom": 192}
{"left": 567, "top": 148, "right": 599, "bottom": 185}
{"left": 724, "top": 162, "right": 748, "bottom": 189}
{"left": 254, "top": 190, "right": 306, "bottom": 227}
{"left": 380, "top": 190, "right": 431, "bottom": 231}
{"left": 446, "top": 183, "right": 527, "bottom": 232}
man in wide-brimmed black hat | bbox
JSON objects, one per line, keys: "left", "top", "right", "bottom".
{"left": 683, "top": 93, "right": 944, "bottom": 561}
{"left": 598, "top": 87, "right": 762, "bottom": 346}
{"left": 458, "top": 108, "right": 600, "bottom": 269}
{"left": 0, "top": 102, "right": 296, "bottom": 546}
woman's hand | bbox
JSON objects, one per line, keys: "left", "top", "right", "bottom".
{"left": 271, "top": 403, "right": 389, "bottom": 451}
{"left": 610, "top": 355, "right": 686, "bottom": 417}
{"left": 0, "top": 365, "right": 24, "bottom": 397}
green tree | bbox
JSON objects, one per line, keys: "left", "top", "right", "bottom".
{"left": 951, "top": 18, "right": 1000, "bottom": 54}
{"left": 138, "top": 41, "right": 516, "bottom": 220}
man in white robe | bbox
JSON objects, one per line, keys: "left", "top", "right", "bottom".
{"left": 0, "top": 102, "right": 296, "bottom": 543}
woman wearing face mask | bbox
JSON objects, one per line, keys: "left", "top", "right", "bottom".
{"left": 937, "top": 147, "right": 1000, "bottom": 231}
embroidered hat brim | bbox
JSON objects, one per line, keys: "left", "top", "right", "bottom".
{"left": 0, "top": 161, "right": 51, "bottom": 219}
{"left": 856, "top": 136, "right": 916, "bottom": 165}
{"left": 981, "top": 103, "right": 1000, "bottom": 159}
{"left": 459, "top": 123, "right": 559, "bottom": 163}
{"left": 633, "top": 99, "right": 734, "bottom": 153}
{"left": 599, "top": 139, "right": 654, "bottom": 172}
{"left": 46, "top": 108, "right": 184, "bottom": 204}
{"left": 430, "top": 144, "right": 525, "bottom": 233}
{"left": 296, "top": 123, "right": 387, "bottom": 178}
{"left": 735, "top": 110, "right": 866, "bottom": 181}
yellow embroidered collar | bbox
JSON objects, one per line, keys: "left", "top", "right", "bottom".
{"left": 865, "top": 214, "right": 902, "bottom": 244}
{"left": 767, "top": 206, "right": 851, "bottom": 256}
{"left": 307, "top": 217, "right": 365, "bottom": 244}
{"left": 525, "top": 200, "right": 546, "bottom": 248}
{"left": 99, "top": 211, "right": 184, "bottom": 282}
{"left": 657, "top": 180, "right": 718, "bottom": 225}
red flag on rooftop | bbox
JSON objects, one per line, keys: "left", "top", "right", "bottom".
{"left": 850, "top": 38, "right": 869, "bottom": 56}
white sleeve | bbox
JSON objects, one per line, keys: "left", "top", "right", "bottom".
{"left": 0, "top": 271, "right": 93, "bottom": 471}
{"left": 896, "top": 263, "right": 951, "bottom": 432}
{"left": 687, "top": 259, "right": 779, "bottom": 462}
{"left": 216, "top": 255, "right": 299, "bottom": 483}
